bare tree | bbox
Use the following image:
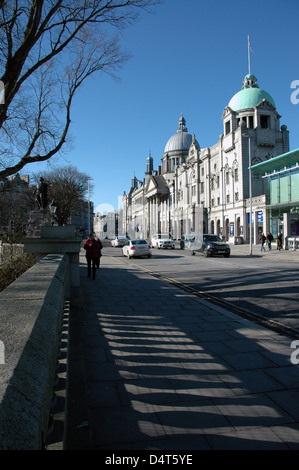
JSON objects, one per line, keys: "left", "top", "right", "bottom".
{"left": 34, "top": 165, "right": 92, "bottom": 226}
{"left": 0, "top": 0, "right": 160, "bottom": 178}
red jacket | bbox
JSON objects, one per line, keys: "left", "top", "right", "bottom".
{"left": 84, "top": 239, "right": 99, "bottom": 259}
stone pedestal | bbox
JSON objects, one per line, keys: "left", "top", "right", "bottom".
{"left": 22, "top": 225, "right": 83, "bottom": 306}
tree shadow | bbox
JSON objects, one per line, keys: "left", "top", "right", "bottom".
{"left": 65, "top": 252, "right": 299, "bottom": 450}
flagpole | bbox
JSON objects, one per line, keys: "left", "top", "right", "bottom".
{"left": 248, "top": 35, "right": 251, "bottom": 74}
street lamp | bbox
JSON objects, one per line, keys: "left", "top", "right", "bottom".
{"left": 87, "top": 178, "right": 93, "bottom": 234}
{"left": 243, "top": 134, "right": 252, "bottom": 256}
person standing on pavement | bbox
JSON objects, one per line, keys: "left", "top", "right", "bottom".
{"left": 267, "top": 232, "right": 273, "bottom": 250}
{"left": 94, "top": 236, "right": 103, "bottom": 269}
{"left": 277, "top": 232, "right": 283, "bottom": 251}
{"left": 260, "top": 232, "right": 266, "bottom": 251}
{"left": 84, "top": 233, "right": 99, "bottom": 280}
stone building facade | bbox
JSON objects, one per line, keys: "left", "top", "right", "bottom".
{"left": 121, "top": 73, "right": 290, "bottom": 244}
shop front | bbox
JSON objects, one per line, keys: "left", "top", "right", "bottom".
{"left": 251, "top": 149, "right": 299, "bottom": 247}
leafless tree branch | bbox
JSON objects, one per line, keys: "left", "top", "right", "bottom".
{"left": 0, "top": 0, "right": 160, "bottom": 178}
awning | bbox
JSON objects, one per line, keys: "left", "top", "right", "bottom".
{"left": 251, "top": 148, "right": 299, "bottom": 175}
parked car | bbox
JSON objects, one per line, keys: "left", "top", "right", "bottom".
{"left": 185, "top": 234, "right": 230, "bottom": 257}
{"left": 111, "top": 236, "right": 129, "bottom": 247}
{"left": 151, "top": 233, "right": 175, "bottom": 249}
{"left": 122, "top": 239, "right": 152, "bottom": 259}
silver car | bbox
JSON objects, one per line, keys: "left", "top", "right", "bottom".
{"left": 111, "top": 236, "right": 129, "bottom": 247}
{"left": 122, "top": 239, "right": 152, "bottom": 259}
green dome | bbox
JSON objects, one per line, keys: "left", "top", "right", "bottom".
{"left": 228, "top": 74, "right": 276, "bottom": 111}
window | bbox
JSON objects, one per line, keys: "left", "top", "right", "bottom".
{"left": 235, "top": 192, "right": 239, "bottom": 201}
{"left": 225, "top": 121, "right": 231, "bottom": 135}
{"left": 248, "top": 116, "right": 254, "bottom": 128}
{"left": 200, "top": 182, "right": 204, "bottom": 193}
{"left": 260, "top": 114, "right": 270, "bottom": 129}
{"left": 226, "top": 172, "right": 230, "bottom": 185}
{"left": 234, "top": 168, "right": 239, "bottom": 182}
{"left": 217, "top": 197, "right": 220, "bottom": 205}
{"left": 226, "top": 194, "right": 230, "bottom": 203}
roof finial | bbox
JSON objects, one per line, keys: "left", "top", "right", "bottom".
{"left": 178, "top": 113, "right": 187, "bottom": 132}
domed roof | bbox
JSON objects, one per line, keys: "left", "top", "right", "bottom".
{"left": 228, "top": 74, "right": 276, "bottom": 111}
{"left": 164, "top": 114, "right": 199, "bottom": 153}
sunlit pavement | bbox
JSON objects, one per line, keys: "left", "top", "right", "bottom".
{"left": 65, "top": 246, "right": 299, "bottom": 450}
{"left": 229, "top": 242, "right": 299, "bottom": 261}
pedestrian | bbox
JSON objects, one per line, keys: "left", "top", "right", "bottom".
{"left": 267, "top": 232, "right": 273, "bottom": 250}
{"left": 94, "top": 236, "right": 103, "bottom": 268}
{"left": 260, "top": 232, "right": 266, "bottom": 251}
{"left": 277, "top": 232, "right": 282, "bottom": 251}
{"left": 84, "top": 233, "right": 99, "bottom": 280}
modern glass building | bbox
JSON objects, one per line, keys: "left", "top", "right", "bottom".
{"left": 251, "top": 148, "right": 299, "bottom": 246}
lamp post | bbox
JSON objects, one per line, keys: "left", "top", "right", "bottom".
{"left": 243, "top": 134, "right": 252, "bottom": 256}
{"left": 87, "top": 178, "right": 93, "bottom": 235}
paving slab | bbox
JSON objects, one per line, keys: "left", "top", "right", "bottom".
{"left": 65, "top": 249, "right": 299, "bottom": 451}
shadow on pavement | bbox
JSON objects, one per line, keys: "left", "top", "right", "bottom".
{"left": 65, "top": 253, "right": 299, "bottom": 450}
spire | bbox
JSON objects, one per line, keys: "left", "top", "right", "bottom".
{"left": 146, "top": 151, "right": 154, "bottom": 175}
{"left": 131, "top": 174, "right": 138, "bottom": 190}
{"left": 177, "top": 113, "right": 188, "bottom": 132}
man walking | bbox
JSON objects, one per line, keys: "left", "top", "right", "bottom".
{"left": 267, "top": 232, "right": 273, "bottom": 250}
{"left": 260, "top": 232, "right": 266, "bottom": 252}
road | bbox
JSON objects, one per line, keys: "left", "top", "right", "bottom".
{"left": 103, "top": 241, "right": 299, "bottom": 337}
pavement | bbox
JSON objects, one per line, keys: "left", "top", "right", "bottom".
{"left": 64, "top": 243, "right": 299, "bottom": 451}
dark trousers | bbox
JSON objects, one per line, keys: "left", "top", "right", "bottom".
{"left": 87, "top": 257, "right": 96, "bottom": 279}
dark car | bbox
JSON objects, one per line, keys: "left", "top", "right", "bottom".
{"left": 186, "top": 234, "right": 230, "bottom": 258}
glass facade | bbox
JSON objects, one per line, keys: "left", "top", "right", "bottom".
{"left": 269, "top": 170, "right": 299, "bottom": 204}
{"left": 269, "top": 169, "right": 299, "bottom": 238}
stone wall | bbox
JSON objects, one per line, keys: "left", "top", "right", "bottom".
{"left": 0, "top": 253, "right": 70, "bottom": 449}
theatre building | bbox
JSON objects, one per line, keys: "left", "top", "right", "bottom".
{"left": 121, "top": 73, "right": 292, "bottom": 245}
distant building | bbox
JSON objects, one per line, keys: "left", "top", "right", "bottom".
{"left": 121, "top": 73, "right": 293, "bottom": 244}
{"left": 94, "top": 210, "right": 117, "bottom": 239}
{"left": 0, "top": 173, "right": 36, "bottom": 237}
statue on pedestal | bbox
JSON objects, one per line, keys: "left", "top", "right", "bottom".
{"left": 34, "top": 177, "right": 48, "bottom": 210}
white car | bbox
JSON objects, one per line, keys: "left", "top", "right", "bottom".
{"left": 111, "top": 236, "right": 129, "bottom": 247}
{"left": 151, "top": 233, "right": 175, "bottom": 249}
{"left": 122, "top": 239, "right": 152, "bottom": 259}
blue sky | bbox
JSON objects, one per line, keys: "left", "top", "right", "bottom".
{"left": 27, "top": 0, "right": 299, "bottom": 213}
